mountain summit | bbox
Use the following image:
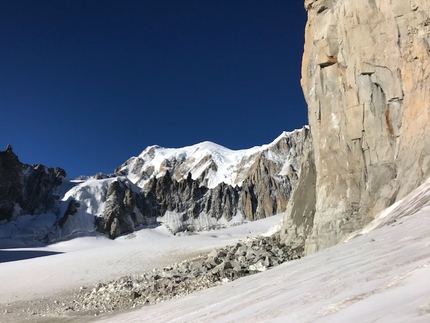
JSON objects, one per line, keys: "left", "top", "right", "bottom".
{"left": 116, "top": 130, "right": 306, "bottom": 190}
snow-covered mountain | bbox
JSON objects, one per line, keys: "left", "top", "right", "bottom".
{"left": 115, "top": 129, "right": 306, "bottom": 190}
{"left": 60, "top": 127, "right": 309, "bottom": 239}
{"left": 0, "top": 127, "right": 309, "bottom": 244}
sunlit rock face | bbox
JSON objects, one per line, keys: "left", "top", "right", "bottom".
{"left": 282, "top": 0, "right": 430, "bottom": 254}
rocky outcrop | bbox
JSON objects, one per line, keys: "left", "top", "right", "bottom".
{"left": 58, "top": 177, "right": 156, "bottom": 239}
{"left": 0, "top": 145, "right": 22, "bottom": 221}
{"left": 140, "top": 168, "right": 281, "bottom": 234}
{"left": 239, "top": 130, "right": 307, "bottom": 221}
{"left": 96, "top": 178, "right": 152, "bottom": 239}
{"left": 282, "top": 0, "right": 430, "bottom": 254}
{"left": 0, "top": 145, "right": 66, "bottom": 222}
{"left": 280, "top": 134, "right": 316, "bottom": 249}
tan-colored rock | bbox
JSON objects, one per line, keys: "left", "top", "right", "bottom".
{"left": 282, "top": 0, "right": 430, "bottom": 254}
{"left": 281, "top": 132, "right": 316, "bottom": 249}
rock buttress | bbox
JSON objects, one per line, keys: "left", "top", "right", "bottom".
{"left": 282, "top": 0, "right": 430, "bottom": 254}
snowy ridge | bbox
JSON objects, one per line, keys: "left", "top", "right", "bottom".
{"left": 116, "top": 128, "right": 306, "bottom": 189}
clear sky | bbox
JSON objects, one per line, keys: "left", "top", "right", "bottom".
{"left": 1, "top": 1, "right": 308, "bottom": 178}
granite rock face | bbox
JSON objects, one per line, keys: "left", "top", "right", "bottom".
{"left": 96, "top": 178, "right": 149, "bottom": 239}
{"left": 0, "top": 145, "right": 66, "bottom": 222}
{"left": 280, "top": 133, "right": 316, "bottom": 249}
{"left": 282, "top": 0, "right": 430, "bottom": 254}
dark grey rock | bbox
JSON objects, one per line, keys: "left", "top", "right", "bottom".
{"left": 0, "top": 146, "right": 66, "bottom": 222}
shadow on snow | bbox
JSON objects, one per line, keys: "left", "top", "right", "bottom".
{"left": 0, "top": 250, "right": 63, "bottom": 263}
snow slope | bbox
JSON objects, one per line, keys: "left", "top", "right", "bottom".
{"left": 93, "top": 178, "right": 430, "bottom": 323}
{"left": 0, "top": 214, "right": 283, "bottom": 305}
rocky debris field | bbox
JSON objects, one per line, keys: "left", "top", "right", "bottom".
{"left": 1, "top": 234, "right": 301, "bottom": 321}
{"left": 71, "top": 234, "right": 302, "bottom": 315}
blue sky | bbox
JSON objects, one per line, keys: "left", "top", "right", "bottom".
{"left": 1, "top": 1, "right": 308, "bottom": 178}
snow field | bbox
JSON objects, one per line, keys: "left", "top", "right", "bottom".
{"left": 0, "top": 215, "right": 283, "bottom": 305}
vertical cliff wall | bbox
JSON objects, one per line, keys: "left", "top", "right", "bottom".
{"left": 282, "top": 0, "right": 430, "bottom": 254}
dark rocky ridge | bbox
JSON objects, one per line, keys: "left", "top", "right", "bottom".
{"left": 0, "top": 145, "right": 66, "bottom": 222}
{"left": 88, "top": 159, "right": 297, "bottom": 239}
{"left": 96, "top": 178, "right": 149, "bottom": 239}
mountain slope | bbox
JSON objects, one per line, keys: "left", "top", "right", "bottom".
{"left": 0, "top": 128, "right": 309, "bottom": 243}
{"left": 116, "top": 129, "right": 306, "bottom": 190}
{"left": 61, "top": 127, "right": 309, "bottom": 238}
{"left": 2, "top": 175, "right": 429, "bottom": 322}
